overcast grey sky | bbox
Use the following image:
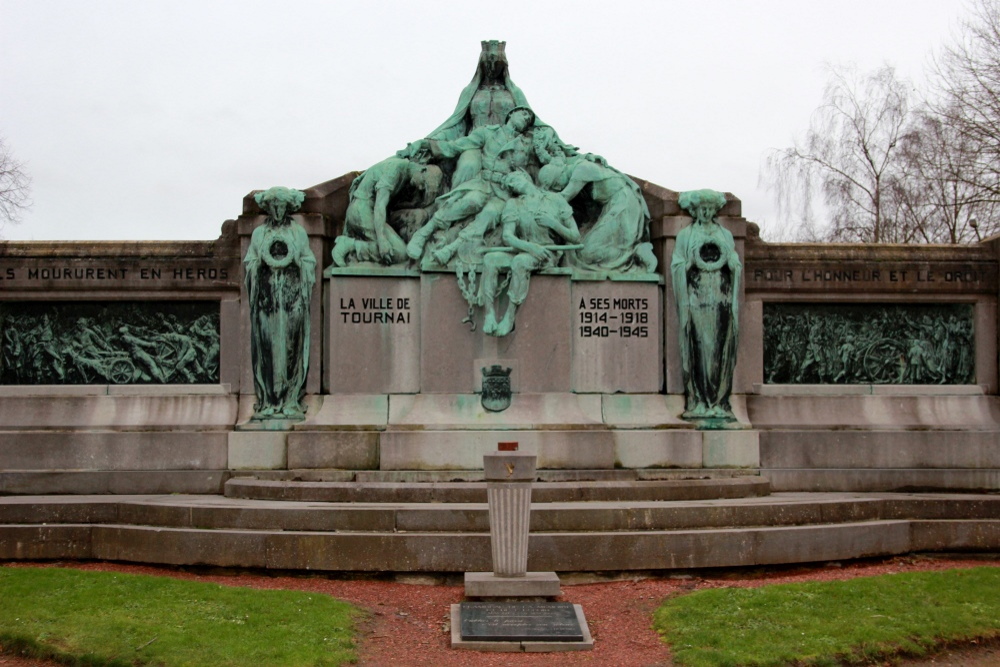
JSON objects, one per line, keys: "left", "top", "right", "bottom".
{"left": 0, "top": 0, "right": 967, "bottom": 241}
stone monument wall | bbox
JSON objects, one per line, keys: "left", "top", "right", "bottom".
{"left": 0, "top": 231, "right": 243, "bottom": 494}
{"left": 0, "top": 178, "right": 997, "bottom": 493}
{"left": 741, "top": 236, "right": 1000, "bottom": 491}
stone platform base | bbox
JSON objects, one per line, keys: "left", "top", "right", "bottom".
{"left": 465, "top": 572, "right": 561, "bottom": 598}
{"left": 225, "top": 392, "right": 761, "bottom": 472}
{"left": 223, "top": 475, "right": 770, "bottom": 503}
{"left": 0, "top": 390, "right": 236, "bottom": 495}
{"left": 2, "top": 492, "right": 997, "bottom": 571}
{"left": 758, "top": 424, "right": 1000, "bottom": 492}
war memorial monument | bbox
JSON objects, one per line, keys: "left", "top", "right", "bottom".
{"left": 0, "top": 42, "right": 997, "bottom": 588}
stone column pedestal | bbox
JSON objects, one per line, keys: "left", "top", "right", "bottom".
{"left": 485, "top": 450, "right": 535, "bottom": 576}
{"left": 464, "top": 449, "right": 560, "bottom": 598}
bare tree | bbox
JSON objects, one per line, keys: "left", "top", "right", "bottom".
{"left": 895, "top": 107, "right": 1000, "bottom": 243}
{"left": 931, "top": 0, "right": 1000, "bottom": 227}
{"left": 0, "top": 136, "right": 32, "bottom": 226}
{"left": 762, "top": 65, "right": 912, "bottom": 243}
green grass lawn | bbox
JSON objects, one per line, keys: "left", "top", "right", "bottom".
{"left": 654, "top": 566, "right": 1000, "bottom": 667}
{"left": 0, "top": 566, "right": 361, "bottom": 666}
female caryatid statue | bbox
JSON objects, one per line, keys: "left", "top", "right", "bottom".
{"left": 672, "top": 189, "right": 741, "bottom": 423}
{"left": 244, "top": 186, "right": 316, "bottom": 420}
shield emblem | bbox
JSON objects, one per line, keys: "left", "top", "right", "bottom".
{"left": 481, "top": 364, "right": 513, "bottom": 412}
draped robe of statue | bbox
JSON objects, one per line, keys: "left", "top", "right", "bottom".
{"left": 671, "top": 204, "right": 741, "bottom": 422}
{"left": 245, "top": 214, "right": 315, "bottom": 419}
{"left": 558, "top": 157, "right": 655, "bottom": 274}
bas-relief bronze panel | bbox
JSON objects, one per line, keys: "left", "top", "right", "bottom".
{"left": 763, "top": 303, "right": 974, "bottom": 385}
{"left": 0, "top": 301, "right": 220, "bottom": 385}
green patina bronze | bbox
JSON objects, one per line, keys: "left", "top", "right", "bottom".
{"left": 245, "top": 186, "right": 315, "bottom": 420}
{"left": 477, "top": 169, "right": 580, "bottom": 336}
{"left": 331, "top": 157, "right": 444, "bottom": 267}
{"left": 403, "top": 105, "right": 541, "bottom": 267}
{"left": 673, "top": 189, "right": 741, "bottom": 425}
{"left": 553, "top": 155, "right": 656, "bottom": 276}
{"left": 764, "top": 303, "right": 975, "bottom": 385}
{"left": 0, "top": 302, "right": 218, "bottom": 385}
{"left": 329, "top": 41, "right": 656, "bottom": 336}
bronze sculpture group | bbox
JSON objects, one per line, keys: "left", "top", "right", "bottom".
{"left": 330, "top": 41, "right": 657, "bottom": 338}
{"left": 243, "top": 42, "right": 741, "bottom": 427}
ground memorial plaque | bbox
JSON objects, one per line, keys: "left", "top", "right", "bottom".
{"left": 459, "top": 602, "right": 584, "bottom": 642}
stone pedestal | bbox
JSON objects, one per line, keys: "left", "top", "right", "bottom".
{"left": 485, "top": 450, "right": 535, "bottom": 577}
{"left": 322, "top": 272, "right": 665, "bottom": 396}
{"left": 455, "top": 449, "right": 590, "bottom": 651}
{"left": 465, "top": 449, "right": 562, "bottom": 598}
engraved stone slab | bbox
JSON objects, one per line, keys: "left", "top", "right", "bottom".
{"left": 0, "top": 254, "right": 239, "bottom": 292}
{"left": 325, "top": 275, "right": 419, "bottom": 393}
{"left": 571, "top": 281, "right": 662, "bottom": 393}
{"left": 459, "top": 602, "right": 583, "bottom": 642}
{"left": 746, "top": 260, "right": 998, "bottom": 294}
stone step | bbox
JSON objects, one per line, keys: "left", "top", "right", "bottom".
{"left": 222, "top": 476, "right": 771, "bottom": 504}
{"left": 2, "top": 493, "right": 997, "bottom": 534}
{"left": 763, "top": 468, "right": 1000, "bottom": 492}
{"left": 3, "top": 517, "right": 998, "bottom": 572}
{"left": 232, "top": 468, "right": 761, "bottom": 484}
{"left": 0, "top": 468, "right": 741, "bottom": 496}
{"left": 0, "top": 471, "right": 228, "bottom": 495}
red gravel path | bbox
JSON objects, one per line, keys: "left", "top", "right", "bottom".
{"left": 1, "top": 557, "right": 998, "bottom": 666}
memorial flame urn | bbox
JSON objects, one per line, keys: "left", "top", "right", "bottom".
{"left": 483, "top": 449, "right": 536, "bottom": 577}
